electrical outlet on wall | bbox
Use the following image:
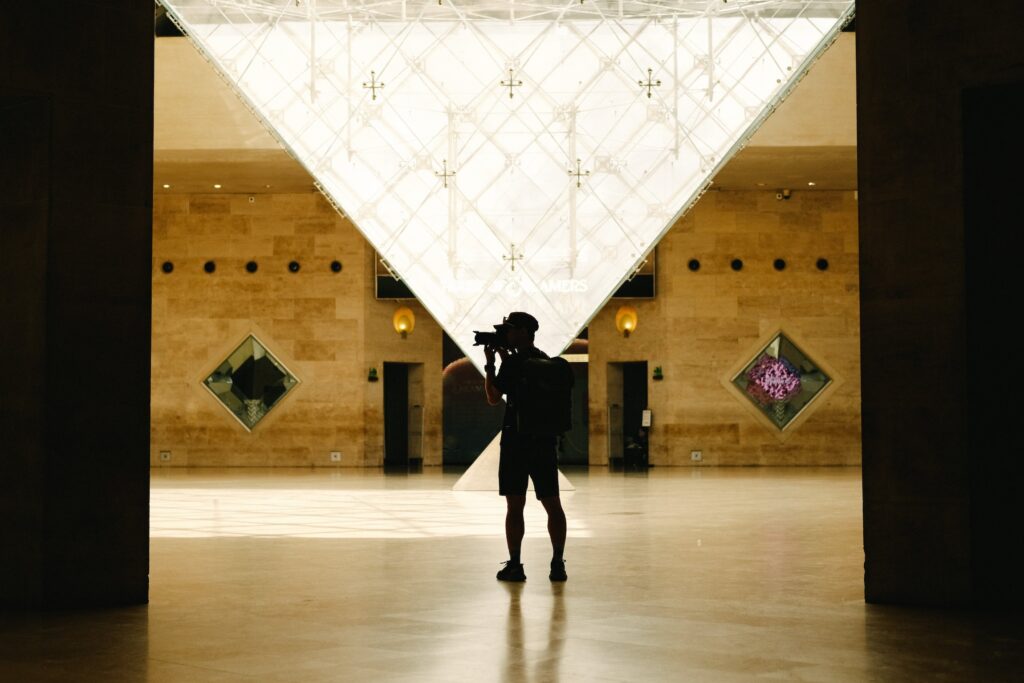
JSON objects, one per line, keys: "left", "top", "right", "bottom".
{"left": 690, "top": 450, "right": 703, "bottom": 462}
{"left": 159, "top": 451, "right": 172, "bottom": 462}
{"left": 329, "top": 451, "right": 342, "bottom": 462}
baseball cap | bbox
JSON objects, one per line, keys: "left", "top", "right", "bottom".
{"left": 501, "top": 311, "right": 539, "bottom": 332}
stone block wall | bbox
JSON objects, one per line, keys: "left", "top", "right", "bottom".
{"left": 152, "top": 189, "right": 858, "bottom": 467}
{"left": 151, "top": 192, "right": 442, "bottom": 466}
{"left": 587, "top": 190, "right": 860, "bottom": 466}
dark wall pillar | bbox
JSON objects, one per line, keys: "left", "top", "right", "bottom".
{"left": 0, "top": 5, "right": 152, "bottom": 608}
{"left": 858, "top": 2, "right": 1024, "bottom": 606}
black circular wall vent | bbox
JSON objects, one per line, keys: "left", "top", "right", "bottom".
{"left": 288, "top": 260, "right": 301, "bottom": 273}
{"left": 730, "top": 258, "right": 744, "bottom": 271}
{"left": 687, "top": 259, "right": 701, "bottom": 272}
{"left": 331, "top": 260, "right": 343, "bottom": 273}
{"left": 816, "top": 258, "right": 830, "bottom": 271}
{"left": 246, "top": 261, "right": 258, "bottom": 273}
{"left": 203, "top": 260, "right": 216, "bottom": 274}
{"left": 773, "top": 258, "right": 787, "bottom": 271}
{"left": 161, "top": 261, "right": 174, "bottom": 274}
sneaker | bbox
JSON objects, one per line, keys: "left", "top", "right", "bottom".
{"left": 549, "top": 559, "right": 567, "bottom": 582}
{"left": 496, "top": 560, "right": 526, "bottom": 582}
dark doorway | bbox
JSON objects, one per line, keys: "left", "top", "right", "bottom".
{"left": 383, "top": 362, "right": 408, "bottom": 468}
{"left": 383, "top": 362, "right": 425, "bottom": 470}
{"left": 607, "top": 361, "right": 648, "bottom": 469}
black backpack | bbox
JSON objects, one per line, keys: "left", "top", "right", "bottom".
{"left": 515, "top": 356, "right": 575, "bottom": 436}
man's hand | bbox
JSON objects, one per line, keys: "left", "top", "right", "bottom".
{"left": 496, "top": 346, "right": 510, "bottom": 362}
{"left": 484, "top": 344, "right": 496, "bottom": 366}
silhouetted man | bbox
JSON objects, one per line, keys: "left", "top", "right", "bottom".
{"left": 484, "top": 311, "right": 568, "bottom": 582}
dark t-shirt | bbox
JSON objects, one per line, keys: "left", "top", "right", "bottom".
{"left": 492, "top": 346, "right": 549, "bottom": 430}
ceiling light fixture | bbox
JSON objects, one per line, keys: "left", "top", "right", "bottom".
{"left": 213, "top": 184, "right": 222, "bottom": 189}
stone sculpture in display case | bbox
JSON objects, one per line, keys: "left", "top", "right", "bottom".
{"left": 203, "top": 335, "right": 299, "bottom": 431}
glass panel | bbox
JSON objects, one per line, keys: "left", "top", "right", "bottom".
{"left": 203, "top": 336, "right": 299, "bottom": 430}
{"left": 731, "top": 332, "right": 831, "bottom": 431}
{"left": 159, "top": 0, "right": 854, "bottom": 362}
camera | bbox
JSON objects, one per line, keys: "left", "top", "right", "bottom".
{"left": 474, "top": 313, "right": 537, "bottom": 349}
{"left": 473, "top": 324, "right": 511, "bottom": 349}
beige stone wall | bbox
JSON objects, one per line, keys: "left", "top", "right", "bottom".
{"left": 151, "top": 192, "right": 442, "bottom": 467}
{"left": 587, "top": 190, "right": 861, "bottom": 466}
{"left": 152, "top": 189, "right": 858, "bottom": 467}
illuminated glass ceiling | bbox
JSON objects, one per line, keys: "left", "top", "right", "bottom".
{"left": 158, "top": 0, "right": 855, "bottom": 365}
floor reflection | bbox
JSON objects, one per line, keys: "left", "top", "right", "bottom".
{"left": 537, "top": 585, "right": 567, "bottom": 683}
{"left": 150, "top": 488, "right": 589, "bottom": 539}
{"left": 1, "top": 468, "right": 1020, "bottom": 682}
{"left": 0, "top": 606, "right": 150, "bottom": 681}
{"left": 500, "top": 583, "right": 566, "bottom": 683}
{"left": 503, "top": 583, "right": 526, "bottom": 682}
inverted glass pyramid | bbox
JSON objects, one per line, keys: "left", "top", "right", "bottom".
{"left": 159, "top": 0, "right": 854, "bottom": 367}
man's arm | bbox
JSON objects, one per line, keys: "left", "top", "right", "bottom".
{"left": 487, "top": 368, "right": 503, "bottom": 405}
{"left": 484, "top": 346, "right": 510, "bottom": 406}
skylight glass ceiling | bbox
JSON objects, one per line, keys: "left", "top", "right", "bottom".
{"left": 158, "top": 0, "right": 854, "bottom": 367}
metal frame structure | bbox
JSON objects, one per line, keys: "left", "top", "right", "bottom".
{"left": 159, "top": 0, "right": 855, "bottom": 368}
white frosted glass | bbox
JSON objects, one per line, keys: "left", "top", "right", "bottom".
{"left": 158, "top": 0, "right": 854, "bottom": 368}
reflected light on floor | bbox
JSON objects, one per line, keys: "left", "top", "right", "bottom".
{"left": 150, "top": 488, "right": 588, "bottom": 539}
{"left": 5, "top": 468, "right": 1022, "bottom": 682}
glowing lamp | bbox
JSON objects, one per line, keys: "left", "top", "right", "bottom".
{"left": 393, "top": 307, "right": 415, "bottom": 339}
{"left": 615, "top": 306, "right": 638, "bottom": 338}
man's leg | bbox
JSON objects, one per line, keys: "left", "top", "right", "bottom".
{"left": 505, "top": 494, "right": 527, "bottom": 562}
{"left": 529, "top": 435, "right": 567, "bottom": 579}
{"left": 497, "top": 494, "right": 528, "bottom": 582}
{"left": 540, "top": 495, "right": 568, "bottom": 581}
{"left": 497, "top": 430, "right": 529, "bottom": 581}
{"left": 539, "top": 496, "right": 567, "bottom": 560}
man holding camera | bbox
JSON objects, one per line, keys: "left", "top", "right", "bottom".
{"left": 483, "top": 311, "right": 568, "bottom": 583}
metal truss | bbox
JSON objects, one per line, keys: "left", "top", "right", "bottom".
{"left": 159, "top": 0, "right": 855, "bottom": 366}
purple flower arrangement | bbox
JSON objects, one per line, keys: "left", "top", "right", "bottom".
{"left": 744, "top": 354, "right": 802, "bottom": 407}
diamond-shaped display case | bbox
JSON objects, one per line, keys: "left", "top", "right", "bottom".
{"left": 203, "top": 335, "right": 299, "bottom": 431}
{"left": 729, "top": 331, "right": 832, "bottom": 432}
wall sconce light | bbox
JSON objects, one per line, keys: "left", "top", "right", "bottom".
{"left": 393, "top": 306, "right": 415, "bottom": 339}
{"left": 615, "top": 305, "right": 638, "bottom": 338}
{"left": 367, "top": 367, "right": 379, "bottom": 382}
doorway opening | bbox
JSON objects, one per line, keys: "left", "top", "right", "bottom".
{"left": 607, "top": 361, "right": 649, "bottom": 469}
{"left": 383, "top": 362, "right": 424, "bottom": 470}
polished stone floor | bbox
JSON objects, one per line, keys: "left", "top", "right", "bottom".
{"left": 2, "top": 467, "right": 1022, "bottom": 682}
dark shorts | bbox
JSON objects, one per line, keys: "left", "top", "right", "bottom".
{"left": 498, "top": 426, "right": 560, "bottom": 500}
